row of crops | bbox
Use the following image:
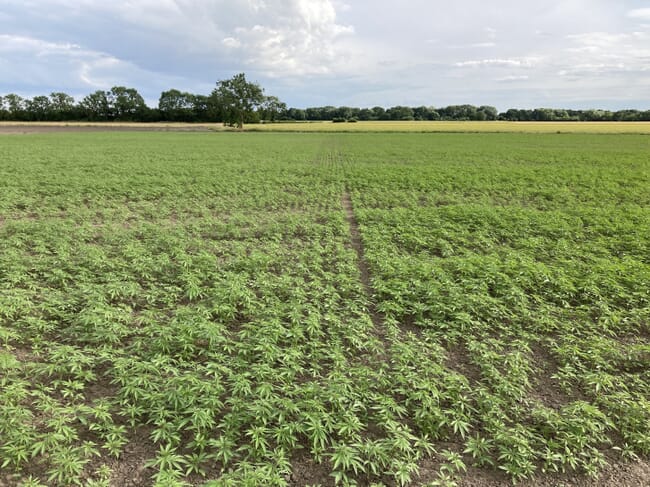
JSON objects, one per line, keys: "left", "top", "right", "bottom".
{"left": 0, "top": 132, "right": 648, "bottom": 486}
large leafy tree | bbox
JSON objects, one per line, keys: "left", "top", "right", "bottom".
{"left": 3, "top": 94, "right": 26, "bottom": 120}
{"left": 49, "top": 92, "right": 76, "bottom": 120}
{"left": 211, "top": 73, "right": 265, "bottom": 129}
{"left": 158, "top": 89, "right": 194, "bottom": 122}
{"left": 109, "top": 86, "right": 147, "bottom": 121}
{"left": 260, "top": 95, "right": 287, "bottom": 122}
{"left": 26, "top": 96, "right": 51, "bottom": 121}
{"left": 80, "top": 90, "right": 111, "bottom": 120}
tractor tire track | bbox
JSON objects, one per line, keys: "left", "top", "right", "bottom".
{"left": 341, "top": 190, "right": 387, "bottom": 341}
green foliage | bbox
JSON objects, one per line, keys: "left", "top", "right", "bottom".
{"left": 0, "top": 132, "right": 648, "bottom": 485}
{"left": 211, "top": 73, "right": 266, "bottom": 128}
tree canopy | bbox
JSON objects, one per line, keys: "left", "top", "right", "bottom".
{"left": 2, "top": 74, "right": 650, "bottom": 123}
{"left": 211, "top": 73, "right": 265, "bottom": 129}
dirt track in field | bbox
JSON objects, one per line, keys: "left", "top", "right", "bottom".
{"left": 342, "top": 191, "right": 383, "bottom": 329}
{"left": 0, "top": 124, "right": 216, "bottom": 134}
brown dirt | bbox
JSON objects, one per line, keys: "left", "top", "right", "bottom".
{"left": 415, "top": 450, "right": 650, "bottom": 487}
{"left": 7, "top": 345, "right": 36, "bottom": 363}
{"left": 104, "top": 427, "right": 157, "bottom": 487}
{"left": 290, "top": 453, "right": 334, "bottom": 486}
{"left": 285, "top": 447, "right": 650, "bottom": 486}
{"left": 341, "top": 191, "right": 386, "bottom": 337}
{"left": 0, "top": 124, "right": 215, "bottom": 134}
{"left": 454, "top": 458, "right": 650, "bottom": 487}
{"left": 341, "top": 189, "right": 424, "bottom": 340}
{"left": 528, "top": 341, "right": 587, "bottom": 409}
{"left": 84, "top": 372, "right": 120, "bottom": 405}
{"left": 2, "top": 453, "right": 647, "bottom": 486}
{"left": 445, "top": 342, "right": 482, "bottom": 384}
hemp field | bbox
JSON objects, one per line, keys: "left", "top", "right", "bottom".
{"left": 0, "top": 131, "right": 648, "bottom": 486}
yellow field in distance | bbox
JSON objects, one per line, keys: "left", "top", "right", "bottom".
{"left": 250, "top": 120, "right": 650, "bottom": 134}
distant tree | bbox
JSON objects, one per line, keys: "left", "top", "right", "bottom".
{"left": 387, "top": 106, "right": 414, "bottom": 120}
{"left": 552, "top": 109, "right": 569, "bottom": 120}
{"left": 211, "top": 73, "right": 265, "bottom": 128}
{"left": 190, "top": 95, "right": 213, "bottom": 122}
{"left": 349, "top": 107, "right": 361, "bottom": 120}
{"left": 159, "top": 89, "right": 196, "bottom": 122}
{"left": 413, "top": 106, "right": 431, "bottom": 121}
{"left": 335, "top": 106, "right": 353, "bottom": 120}
{"left": 320, "top": 106, "right": 337, "bottom": 120}
{"left": 478, "top": 106, "right": 498, "bottom": 120}
{"left": 305, "top": 107, "right": 323, "bottom": 120}
{"left": 49, "top": 92, "right": 76, "bottom": 120}
{"left": 413, "top": 105, "right": 443, "bottom": 121}
{"left": 4, "top": 94, "right": 26, "bottom": 120}
{"left": 286, "top": 107, "right": 306, "bottom": 121}
{"left": 358, "top": 108, "right": 373, "bottom": 121}
{"left": 260, "top": 95, "right": 287, "bottom": 122}
{"left": 5, "top": 83, "right": 648, "bottom": 124}
{"left": 207, "top": 90, "right": 227, "bottom": 123}
{"left": 464, "top": 105, "right": 480, "bottom": 120}
{"left": 473, "top": 110, "right": 487, "bottom": 121}
{"left": 109, "top": 86, "right": 146, "bottom": 120}
{"left": 501, "top": 109, "right": 518, "bottom": 121}
{"left": 80, "top": 91, "right": 111, "bottom": 120}
{"left": 370, "top": 106, "right": 387, "bottom": 120}
{"left": 26, "top": 96, "right": 51, "bottom": 121}
{"left": 501, "top": 108, "right": 532, "bottom": 121}
{"left": 531, "top": 108, "right": 553, "bottom": 121}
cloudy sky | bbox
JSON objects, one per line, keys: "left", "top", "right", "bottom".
{"left": 1, "top": 0, "right": 649, "bottom": 110}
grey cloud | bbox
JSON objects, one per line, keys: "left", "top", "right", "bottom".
{"left": 1, "top": 0, "right": 649, "bottom": 109}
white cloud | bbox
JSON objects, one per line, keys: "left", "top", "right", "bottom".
{"left": 448, "top": 42, "right": 496, "bottom": 49}
{"left": 1, "top": 0, "right": 357, "bottom": 76}
{"left": 563, "top": 31, "right": 650, "bottom": 74}
{"left": 0, "top": 34, "right": 81, "bottom": 56}
{"left": 222, "top": 37, "right": 241, "bottom": 49}
{"left": 496, "top": 75, "right": 529, "bottom": 82}
{"left": 0, "top": 33, "right": 187, "bottom": 102}
{"left": 1, "top": 0, "right": 650, "bottom": 109}
{"left": 455, "top": 57, "right": 539, "bottom": 68}
{"left": 484, "top": 27, "right": 498, "bottom": 39}
{"left": 223, "top": 0, "right": 356, "bottom": 76}
{"left": 566, "top": 31, "right": 648, "bottom": 49}
{"left": 0, "top": 34, "right": 122, "bottom": 89}
{"left": 332, "top": 0, "right": 351, "bottom": 12}
{"left": 628, "top": 8, "right": 650, "bottom": 21}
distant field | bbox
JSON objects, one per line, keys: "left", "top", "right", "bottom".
{"left": 2, "top": 120, "right": 650, "bottom": 134}
{"left": 251, "top": 120, "right": 650, "bottom": 134}
{"left": 1, "top": 132, "right": 648, "bottom": 486}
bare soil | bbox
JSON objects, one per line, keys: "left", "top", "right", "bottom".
{"left": 453, "top": 458, "right": 650, "bottom": 487}
{"left": 342, "top": 190, "right": 385, "bottom": 336}
{"left": 0, "top": 123, "right": 215, "bottom": 134}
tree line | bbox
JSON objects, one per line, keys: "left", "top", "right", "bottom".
{"left": 2, "top": 74, "right": 649, "bottom": 123}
